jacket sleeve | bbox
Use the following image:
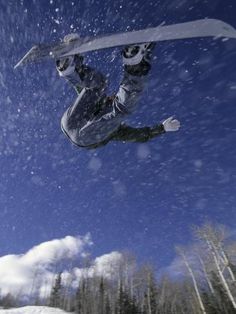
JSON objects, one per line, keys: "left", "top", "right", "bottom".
{"left": 111, "top": 123, "right": 166, "bottom": 143}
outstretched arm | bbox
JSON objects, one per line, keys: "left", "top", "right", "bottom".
{"left": 111, "top": 117, "right": 180, "bottom": 143}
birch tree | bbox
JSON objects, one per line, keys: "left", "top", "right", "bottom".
{"left": 194, "top": 223, "right": 236, "bottom": 310}
{"left": 176, "top": 246, "right": 207, "bottom": 314}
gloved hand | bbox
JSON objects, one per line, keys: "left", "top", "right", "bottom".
{"left": 162, "top": 117, "right": 180, "bottom": 132}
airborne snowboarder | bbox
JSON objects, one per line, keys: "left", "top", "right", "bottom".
{"left": 56, "top": 34, "right": 180, "bottom": 149}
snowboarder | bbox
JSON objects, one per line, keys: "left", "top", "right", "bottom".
{"left": 56, "top": 35, "right": 180, "bottom": 149}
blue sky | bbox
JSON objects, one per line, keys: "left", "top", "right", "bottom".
{"left": 0, "top": 0, "right": 235, "bottom": 273}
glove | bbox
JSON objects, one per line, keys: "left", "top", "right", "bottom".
{"left": 162, "top": 117, "right": 180, "bottom": 132}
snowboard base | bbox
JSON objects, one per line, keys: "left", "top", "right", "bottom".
{"left": 14, "top": 19, "right": 236, "bottom": 69}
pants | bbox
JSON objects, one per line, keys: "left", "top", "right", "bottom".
{"left": 61, "top": 64, "right": 148, "bottom": 147}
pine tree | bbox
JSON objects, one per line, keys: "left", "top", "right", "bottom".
{"left": 75, "top": 277, "right": 90, "bottom": 314}
{"left": 210, "top": 271, "right": 236, "bottom": 314}
{"left": 49, "top": 272, "right": 63, "bottom": 308}
{"left": 98, "top": 277, "right": 105, "bottom": 314}
{"left": 98, "top": 277, "right": 112, "bottom": 314}
{"left": 116, "top": 283, "right": 141, "bottom": 314}
{"left": 1, "top": 293, "right": 17, "bottom": 309}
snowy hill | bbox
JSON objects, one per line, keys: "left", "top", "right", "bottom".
{"left": 0, "top": 306, "right": 70, "bottom": 314}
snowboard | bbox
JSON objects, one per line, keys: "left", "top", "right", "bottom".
{"left": 14, "top": 18, "right": 236, "bottom": 69}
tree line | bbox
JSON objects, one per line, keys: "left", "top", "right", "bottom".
{"left": 1, "top": 222, "right": 236, "bottom": 313}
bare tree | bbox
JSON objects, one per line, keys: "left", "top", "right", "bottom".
{"left": 192, "top": 245, "right": 215, "bottom": 295}
{"left": 194, "top": 223, "right": 236, "bottom": 310}
{"left": 158, "top": 276, "right": 195, "bottom": 314}
{"left": 176, "top": 246, "right": 207, "bottom": 314}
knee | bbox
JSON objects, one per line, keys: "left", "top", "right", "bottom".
{"left": 61, "top": 110, "right": 69, "bottom": 132}
{"left": 61, "top": 109, "right": 76, "bottom": 141}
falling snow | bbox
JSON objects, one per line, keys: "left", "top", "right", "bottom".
{"left": 0, "top": 0, "right": 235, "bottom": 307}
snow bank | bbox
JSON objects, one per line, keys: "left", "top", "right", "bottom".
{"left": 0, "top": 306, "right": 70, "bottom": 314}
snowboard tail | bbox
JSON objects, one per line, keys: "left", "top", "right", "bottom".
{"left": 14, "top": 19, "right": 236, "bottom": 69}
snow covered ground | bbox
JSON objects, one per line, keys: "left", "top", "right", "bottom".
{"left": 0, "top": 306, "right": 70, "bottom": 314}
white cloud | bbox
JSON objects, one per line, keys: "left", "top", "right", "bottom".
{"left": 160, "top": 245, "right": 206, "bottom": 279}
{"left": 0, "top": 235, "right": 92, "bottom": 298}
{"left": 70, "top": 251, "right": 123, "bottom": 290}
{"left": 162, "top": 255, "right": 186, "bottom": 278}
{"left": 0, "top": 235, "right": 124, "bottom": 300}
{"left": 22, "top": 235, "right": 92, "bottom": 266}
{"left": 89, "top": 251, "right": 123, "bottom": 277}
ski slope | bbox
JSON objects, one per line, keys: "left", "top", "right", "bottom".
{"left": 0, "top": 306, "right": 70, "bottom": 314}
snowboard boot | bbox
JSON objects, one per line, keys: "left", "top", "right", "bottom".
{"left": 56, "top": 54, "right": 84, "bottom": 77}
{"left": 56, "top": 33, "right": 84, "bottom": 77}
{"left": 123, "top": 42, "right": 156, "bottom": 76}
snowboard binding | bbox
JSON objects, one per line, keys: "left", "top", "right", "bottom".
{"left": 123, "top": 42, "right": 156, "bottom": 76}
{"left": 56, "top": 54, "right": 84, "bottom": 77}
{"left": 56, "top": 33, "right": 84, "bottom": 77}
